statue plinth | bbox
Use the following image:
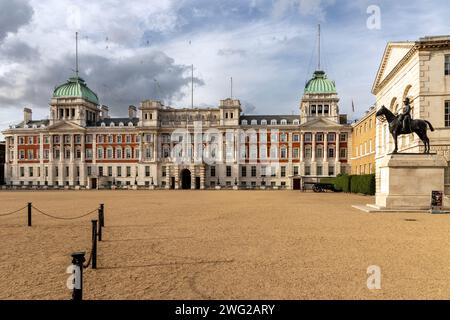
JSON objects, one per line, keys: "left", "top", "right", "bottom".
{"left": 375, "top": 153, "right": 448, "bottom": 210}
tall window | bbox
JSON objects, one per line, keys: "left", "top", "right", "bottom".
{"left": 317, "top": 165, "right": 323, "bottom": 176}
{"left": 445, "top": 101, "right": 450, "bottom": 127}
{"left": 445, "top": 55, "right": 450, "bottom": 76}
{"left": 316, "top": 146, "right": 323, "bottom": 159}
{"left": 226, "top": 166, "right": 232, "bottom": 177}
{"left": 280, "top": 146, "right": 287, "bottom": 159}
{"left": 305, "top": 145, "right": 312, "bottom": 158}
{"left": 280, "top": 166, "right": 286, "bottom": 177}
{"left": 251, "top": 166, "right": 256, "bottom": 177}
{"left": 241, "top": 166, "right": 246, "bottom": 177}
{"left": 210, "top": 166, "right": 216, "bottom": 177}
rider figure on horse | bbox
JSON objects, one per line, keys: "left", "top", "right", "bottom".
{"left": 398, "top": 97, "right": 412, "bottom": 133}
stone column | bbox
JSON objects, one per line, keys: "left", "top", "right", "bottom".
{"left": 335, "top": 133, "right": 340, "bottom": 162}
{"left": 191, "top": 166, "right": 196, "bottom": 189}
{"left": 92, "top": 133, "right": 97, "bottom": 165}
{"left": 80, "top": 134, "right": 86, "bottom": 186}
{"left": 200, "top": 165, "right": 205, "bottom": 189}
{"left": 59, "top": 134, "right": 64, "bottom": 186}
{"left": 311, "top": 132, "right": 316, "bottom": 162}
{"left": 174, "top": 165, "right": 179, "bottom": 189}
{"left": 49, "top": 135, "right": 54, "bottom": 186}
{"left": 324, "top": 132, "right": 328, "bottom": 162}
{"left": 335, "top": 132, "right": 341, "bottom": 175}
{"left": 165, "top": 165, "right": 170, "bottom": 189}
{"left": 4, "top": 136, "right": 10, "bottom": 182}
{"left": 39, "top": 133, "right": 45, "bottom": 185}
{"left": 300, "top": 133, "right": 304, "bottom": 162}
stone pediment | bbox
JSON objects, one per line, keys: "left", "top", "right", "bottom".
{"left": 46, "top": 121, "right": 86, "bottom": 132}
{"left": 300, "top": 117, "right": 342, "bottom": 129}
{"left": 372, "top": 42, "right": 415, "bottom": 94}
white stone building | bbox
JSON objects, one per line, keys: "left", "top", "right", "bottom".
{"left": 373, "top": 35, "right": 450, "bottom": 193}
{"left": 2, "top": 68, "right": 351, "bottom": 190}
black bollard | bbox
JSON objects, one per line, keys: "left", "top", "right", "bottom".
{"left": 27, "top": 202, "right": 32, "bottom": 227}
{"left": 100, "top": 203, "right": 104, "bottom": 227}
{"left": 70, "top": 252, "right": 86, "bottom": 300}
{"left": 91, "top": 220, "right": 98, "bottom": 269}
{"left": 97, "top": 209, "right": 102, "bottom": 242}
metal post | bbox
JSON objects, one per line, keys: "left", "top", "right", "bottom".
{"left": 97, "top": 209, "right": 102, "bottom": 242}
{"left": 91, "top": 220, "right": 97, "bottom": 269}
{"left": 100, "top": 203, "right": 104, "bottom": 227}
{"left": 70, "top": 251, "right": 85, "bottom": 301}
{"left": 27, "top": 202, "right": 32, "bottom": 227}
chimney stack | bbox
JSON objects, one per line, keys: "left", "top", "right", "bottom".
{"left": 23, "top": 108, "right": 32, "bottom": 123}
{"left": 128, "top": 105, "right": 137, "bottom": 118}
{"left": 100, "top": 105, "right": 109, "bottom": 119}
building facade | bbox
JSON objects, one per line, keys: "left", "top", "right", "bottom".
{"left": 2, "top": 69, "right": 351, "bottom": 190}
{"left": 373, "top": 35, "right": 450, "bottom": 193}
{"left": 350, "top": 106, "right": 376, "bottom": 175}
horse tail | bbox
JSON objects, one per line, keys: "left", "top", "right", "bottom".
{"left": 425, "top": 120, "right": 435, "bottom": 132}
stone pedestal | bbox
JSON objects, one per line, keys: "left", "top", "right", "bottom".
{"left": 375, "top": 153, "right": 447, "bottom": 210}
{"left": 215, "top": 186, "right": 221, "bottom": 190}
{"left": 233, "top": 185, "right": 239, "bottom": 190}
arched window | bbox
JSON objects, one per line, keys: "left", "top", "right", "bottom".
{"left": 293, "top": 119, "right": 299, "bottom": 125}
{"left": 270, "top": 145, "right": 278, "bottom": 159}
{"left": 250, "top": 145, "right": 258, "bottom": 160}
{"left": 106, "top": 147, "right": 113, "bottom": 159}
{"left": 251, "top": 119, "right": 257, "bottom": 125}
{"left": 125, "top": 147, "right": 132, "bottom": 159}
{"left": 316, "top": 145, "right": 323, "bottom": 159}
{"left": 271, "top": 119, "right": 277, "bottom": 125}
{"left": 97, "top": 147, "right": 104, "bottom": 159}
{"left": 261, "top": 119, "right": 267, "bottom": 125}
{"left": 281, "top": 119, "right": 287, "bottom": 125}
{"left": 116, "top": 147, "right": 123, "bottom": 159}
{"left": 305, "top": 145, "right": 312, "bottom": 158}
{"left": 280, "top": 146, "right": 287, "bottom": 159}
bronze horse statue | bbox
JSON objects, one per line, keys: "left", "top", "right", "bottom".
{"left": 376, "top": 105, "right": 434, "bottom": 153}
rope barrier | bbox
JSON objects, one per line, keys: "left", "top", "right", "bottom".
{"left": 0, "top": 205, "right": 28, "bottom": 217}
{"left": 31, "top": 206, "right": 98, "bottom": 220}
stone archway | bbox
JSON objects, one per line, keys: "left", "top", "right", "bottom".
{"left": 181, "top": 169, "right": 191, "bottom": 190}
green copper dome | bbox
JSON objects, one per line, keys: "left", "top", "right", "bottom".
{"left": 53, "top": 76, "right": 99, "bottom": 105}
{"left": 304, "top": 70, "right": 337, "bottom": 94}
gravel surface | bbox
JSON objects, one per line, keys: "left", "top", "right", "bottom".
{"left": 1, "top": 190, "right": 449, "bottom": 300}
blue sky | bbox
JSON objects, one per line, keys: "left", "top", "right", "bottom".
{"left": 0, "top": 0, "right": 450, "bottom": 132}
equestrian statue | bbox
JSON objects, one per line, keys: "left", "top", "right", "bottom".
{"left": 375, "top": 98, "right": 434, "bottom": 153}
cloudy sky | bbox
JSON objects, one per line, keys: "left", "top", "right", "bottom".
{"left": 0, "top": 0, "right": 450, "bottom": 133}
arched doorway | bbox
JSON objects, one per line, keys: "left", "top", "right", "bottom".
{"left": 181, "top": 169, "right": 191, "bottom": 189}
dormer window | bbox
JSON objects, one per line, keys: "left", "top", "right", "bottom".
{"left": 242, "top": 120, "right": 248, "bottom": 125}
{"left": 281, "top": 119, "right": 287, "bottom": 125}
{"left": 110, "top": 122, "right": 115, "bottom": 127}
{"left": 101, "top": 122, "right": 106, "bottom": 127}
{"left": 293, "top": 119, "right": 299, "bottom": 125}
{"left": 119, "top": 122, "right": 124, "bottom": 127}
{"left": 251, "top": 120, "right": 257, "bottom": 125}
{"left": 271, "top": 119, "right": 277, "bottom": 125}
{"left": 261, "top": 119, "right": 267, "bottom": 125}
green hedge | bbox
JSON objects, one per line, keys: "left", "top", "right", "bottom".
{"left": 334, "top": 174, "right": 351, "bottom": 193}
{"left": 350, "top": 174, "right": 376, "bottom": 195}
{"left": 320, "top": 174, "right": 375, "bottom": 195}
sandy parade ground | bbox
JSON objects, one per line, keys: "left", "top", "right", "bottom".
{"left": 1, "top": 190, "right": 450, "bottom": 300}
